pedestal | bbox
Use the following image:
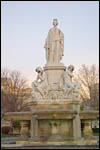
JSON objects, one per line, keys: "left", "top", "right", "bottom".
{"left": 73, "top": 113, "right": 81, "bottom": 139}
{"left": 44, "top": 65, "right": 66, "bottom": 85}
{"left": 82, "top": 120, "right": 93, "bottom": 136}
{"left": 30, "top": 115, "right": 38, "bottom": 140}
{"left": 17, "top": 120, "right": 30, "bottom": 141}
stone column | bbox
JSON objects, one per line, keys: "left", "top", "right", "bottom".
{"left": 72, "top": 103, "right": 81, "bottom": 139}
{"left": 35, "top": 118, "right": 38, "bottom": 137}
{"left": 18, "top": 120, "right": 30, "bottom": 140}
{"left": 30, "top": 115, "right": 38, "bottom": 139}
{"left": 82, "top": 120, "right": 93, "bottom": 136}
{"left": 30, "top": 115, "right": 34, "bottom": 138}
{"left": 73, "top": 113, "right": 81, "bottom": 139}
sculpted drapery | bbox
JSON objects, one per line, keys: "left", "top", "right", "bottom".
{"left": 44, "top": 19, "right": 64, "bottom": 64}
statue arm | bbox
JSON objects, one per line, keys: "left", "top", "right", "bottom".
{"left": 38, "top": 73, "right": 45, "bottom": 81}
{"left": 67, "top": 71, "right": 73, "bottom": 79}
{"left": 61, "top": 40, "right": 64, "bottom": 56}
{"left": 60, "top": 31, "right": 64, "bottom": 56}
{"left": 44, "top": 31, "right": 51, "bottom": 61}
{"left": 44, "top": 30, "right": 51, "bottom": 49}
{"left": 44, "top": 39, "right": 48, "bottom": 61}
{"left": 32, "top": 75, "right": 39, "bottom": 88}
{"left": 44, "top": 38, "right": 47, "bottom": 48}
{"left": 36, "top": 75, "right": 39, "bottom": 82}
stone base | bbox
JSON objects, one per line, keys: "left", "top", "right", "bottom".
{"left": 30, "top": 99, "right": 82, "bottom": 112}
{"left": 2, "top": 141, "right": 99, "bottom": 149}
{"left": 44, "top": 65, "right": 66, "bottom": 85}
{"left": 45, "top": 62, "right": 64, "bottom": 67}
{"left": 3, "top": 101, "right": 99, "bottom": 150}
{"left": 16, "top": 136, "right": 98, "bottom": 144}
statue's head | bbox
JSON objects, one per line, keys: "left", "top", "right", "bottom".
{"left": 53, "top": 18, "right": 58, "bottom": 26}
{"left": 35, "top": 67, "right": 42, "bottom": 73}
{"left": 68, "top": 65, "right": 74, "bottom": 72}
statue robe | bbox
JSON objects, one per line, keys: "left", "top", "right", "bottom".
{"left": 44, "top": 27, "right": 64, "bottom": 64}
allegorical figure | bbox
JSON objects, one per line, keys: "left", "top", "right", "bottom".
{"left": 32, "top": 67, "right": 48, "bottom": 98}
{"left": 62, "top": 65, "right": 81, "bottom": 96}
{"left": 44, "top": 19, "right": 64, "bottom": 64}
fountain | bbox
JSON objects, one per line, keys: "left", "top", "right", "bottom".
{"left": 2, "top": 19, "right": 99, "bottom": 149}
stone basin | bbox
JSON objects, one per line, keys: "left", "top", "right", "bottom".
{"left": 4, "top": 110, "right": 99, "bottom": 121}
{"left": 3, "top": 99, "right": 99, "bottom": 146}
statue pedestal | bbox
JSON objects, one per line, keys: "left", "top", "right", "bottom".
{"left": 44, "top": 65, "right": 66, "bottom": 85}
{"left": 27, "top": 99, "right": 82, "bottom": 142}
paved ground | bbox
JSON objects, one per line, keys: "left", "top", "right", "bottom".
{"left": 93, "top": 136, "right": 99, "bottom": 143}
{"left": 1, "top": 137, "right": 18, "bottom": 144}
{"left": 1, "top": 136, "right": 99, "bottom": 144}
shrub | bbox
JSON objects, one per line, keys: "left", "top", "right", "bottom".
{"left": 12, "top": 120, "right": 20, "bottom": 129}
{"left": 93, "top": 128, "right": 99, "bottom": 133}
{"left": 80, "top": 105, "right": 84, "bottom": 110}
{"left": 2, "top": 126, "right": 11, "bottom": 135}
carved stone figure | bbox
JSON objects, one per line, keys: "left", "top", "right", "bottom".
{"left": 62, "top": 65, "right": 81, "bottom": 97}
{"left": 32, "top": 67, "right": 48, "bottom": 98}
{"left": 44, "top": 19, "right": 64, "bottom": 64}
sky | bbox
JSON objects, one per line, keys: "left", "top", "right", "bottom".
{"left": 1, "top": 1, "right": 99, "bottom": 86}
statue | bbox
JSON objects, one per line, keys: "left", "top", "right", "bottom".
{"left": 44, "top": 19, "right": 64, "bottom": 64}
{"left": 62, "top": 65, "right": 81, "bottom": 97}
{"left": 32, "top": 67, "right": 48, "bottom": 98}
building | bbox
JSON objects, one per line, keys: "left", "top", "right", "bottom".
{"left": 90, "top": 83, "right": 99, "bottom": 110}
{"left": 1, "top": 78, "right": 12, "bottom": 93}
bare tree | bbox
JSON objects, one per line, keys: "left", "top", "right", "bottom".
{"left": 74, "top": 64, "right": 99, "bottom": 110}
{"left": 10, "top": 71, "right": 27, "bottom": 90}
{"left": 1, "top": 69, "right": 31, "bottom": 113}
{"left": 1, "top": 68, "right": 10, "bottom": 78}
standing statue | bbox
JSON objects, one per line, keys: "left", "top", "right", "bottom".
{"left": 44, "top": 19, "right": 64, "bottom": 64}
{"left": 32, "top": 67, "right": 48, "bottom": 98}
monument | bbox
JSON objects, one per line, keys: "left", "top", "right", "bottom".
{"left": 31, "top": 19, "right": 81, "bottom": 101}
{"left": 2, "top": 19, "right": 99, "bottom": 149}
{"left": 44, "top": 18, "right": 64, "bottom": 65}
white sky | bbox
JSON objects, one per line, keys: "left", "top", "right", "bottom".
{"left": 1, "top": 1, "right": 99, "bottom": 86}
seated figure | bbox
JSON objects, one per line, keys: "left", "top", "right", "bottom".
{"left": 62, "top": 65, "right": 81, "bottom": 98}
{"left": 32, "top": 67, "right": 48, "bottom": 98}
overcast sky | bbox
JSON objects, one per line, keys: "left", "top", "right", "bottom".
{"left": 1, "top": 1, "right": 99, "bottom": 86}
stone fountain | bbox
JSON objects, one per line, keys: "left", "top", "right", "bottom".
{"left": 2, "top": 19, "right": 99, "bottom": 149}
